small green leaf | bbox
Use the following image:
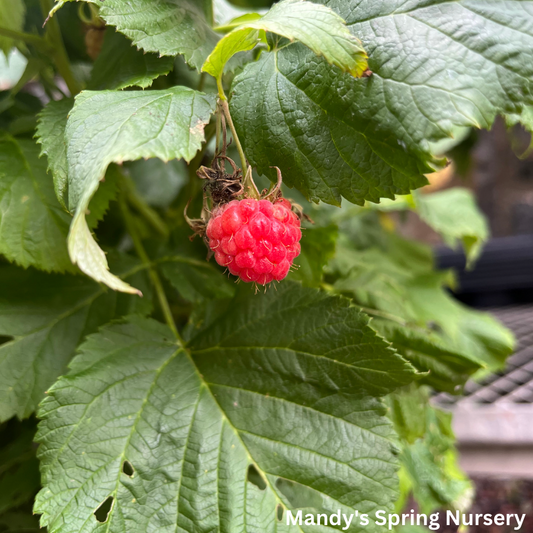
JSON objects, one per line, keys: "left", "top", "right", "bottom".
{"left": 203, "top": 27, "right": 266, "bottom": 79}
{"left": 0, "top": 0, "right": 25, "bottom": 54}
{"left": 65, "top": 88, "right": 216, "bottom": 293}
{"left": 204, "top": 0, "right": 367, "bottom": 80}
{"left": 0, "top": 133, "right": 72, "bottom": 272}
{"left": 35, "top": 284, "right": 416, "bottom": 533}
{"left": 88, "top": 30, "right": 174, "bottom": 91}
{"left": 414, "top": 188, "right": 489, "bottom": 268}
{"left": 36, "top": 98, "right": 72, "bottom": 209}
{"left": 0, "top": 258, "right": 152, "bottom": 423}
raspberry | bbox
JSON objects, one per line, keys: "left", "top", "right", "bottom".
{"left": 206, "top": 198, "right": 301, "bottom": 285}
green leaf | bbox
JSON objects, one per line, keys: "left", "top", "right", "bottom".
{"left": 0, "top": 258, "right": 152, "bottom": 422}
{"left": 85, "top": 164, "right": 120, "bottom": 229}
{"left": 332, "top": 0, "right": 533, "bottom": 151}
{"left": 372, "top": 319, "right": 482, "bottom": 394}
{"left": 126, "top": 158, "right": 187, "bottom": 208}
{"left": 49, "top": 0, "right": 219, "bottom": 70}
{"left": 230, "top": 49, "right": 432, "bottom": 205}
{"left": 397, "top": 404, "right": 473, "bottom": 514}
{"left": 88, "top": 30, "right": 174, "bottom": 91}
{"left": 232, "top": 0, "right": 533, "bottom": 204}
{"left": 203, "top": 0, "right": 367, "bottom": 80}
{"left": 36, "top": 99, "right": 120, "bottom": 227}
{"left": 0, "top": 0, "right": 25, "bottom": 54}
{"left": 387, "top": 387, "right": 473, "bottom": 514}
{"left": 288, "top": 223, "right": 337, "bottom": 287}
{"left": 387, "top": 384, "right": 429, "bottom": 445}
{"left": 65, "top": 88, "right": 216, "bottom": 294}
{"left": 329, "top": 213, "right": 514, "bottom": 382}
{"left": 0, "top": 133, "right": 73, "bottom": 272}
{"left": 159, "top": 255, "right": 236, "bottom": 302}
{"left": 203, "top": 27, "right": 266, "bottom": 79}
{"left": 36, "top": 98, "right": 72, "bottom": 209}
{"left": 36, "top": 284, "right": 416, "bottom": 533}
{"left": 414, "top": 188, "right": 489, "bottom": 268}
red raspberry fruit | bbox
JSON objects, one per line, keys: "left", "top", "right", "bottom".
{"left": 206, "top": 198, "right": 301, "bottom": 285}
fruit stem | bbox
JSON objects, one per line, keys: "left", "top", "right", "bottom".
{"left": 118, "top": 190, "right": 179, "bottom": 339}
{"left": 40, "top": 0, "right": 83, "bottom": 96}
{"left": 243, "top": 166, "right": 261, "bottom": 200}
{"left": 219, "top": 99, "right": 249, "bottom": 178}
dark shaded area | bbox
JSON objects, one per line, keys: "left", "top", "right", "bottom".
{"left": 439, "top": 478, "right": 533, "bottom": 533}
{"left": 435, "top": 119, "right": 533, "bottom": 309}
{"left": 94, "top": 496, "right": 114, "bottom": 523}
{"left": 436, "top": 236, "right": 533, "bottom": 308}
{"left": 122, "top": 460, "right": 134, "bottom": 477}
{"left": 247, "top": 464, "right": 267, "bottom": 491}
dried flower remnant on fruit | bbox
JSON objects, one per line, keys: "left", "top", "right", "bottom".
{"left": 206, "top": 197, "right": 301, "bottom": 285}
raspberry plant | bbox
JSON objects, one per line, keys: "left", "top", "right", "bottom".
{"left": 0, "top": 0, "right": 529, "bottom": 532}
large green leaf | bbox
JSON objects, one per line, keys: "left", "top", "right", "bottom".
{"left": 0, "top": 133, "right": 72, "bottom": 272}
{"left": 414, "top": 188, "right": 489, "bottom": 268}
{"left": 203, "top": 0, "right": 367, "bottom": 80}
{"left": 232, "top": 0, "right": 533, "bottom": 204}
{"left": 35, "top": 284, "right": 416, "bottom": 533}
{"left": 0, "top": 0, "right": 25, "bottom": 54}
{"left": 230, "top": 49, "right": 432, "bottom": 205}
{"left": 49, "top": 0, "right": 219, "bottom": 70}
{"left": 328, "top": 0, "right": 533, "bottom": 147}
{"left": 0, "top": 258, "right": 152, "bottom": 422}
{"left": 88, "top": 30, "right": 174, "bottom": 91}
{"left": 64, "top": 88, "right": 216, "bottom": 294}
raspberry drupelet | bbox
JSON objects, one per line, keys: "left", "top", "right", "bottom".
{"left": 206, "top": 198, "right": 302, "bottom": 285}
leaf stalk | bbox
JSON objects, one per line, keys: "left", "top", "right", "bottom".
{"left": 39, "top": 0, "right": 83, "bottom": 95}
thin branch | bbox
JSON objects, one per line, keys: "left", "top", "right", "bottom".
{"left": 121, "top": 175, "right": 169, "bottom": 238}
{"left": 118, "top": 187, "right": 179, "bottom": 340}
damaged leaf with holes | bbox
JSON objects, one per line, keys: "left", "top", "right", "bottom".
{"left": 35, "top": 287, "right": 417, "bottom": 532}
